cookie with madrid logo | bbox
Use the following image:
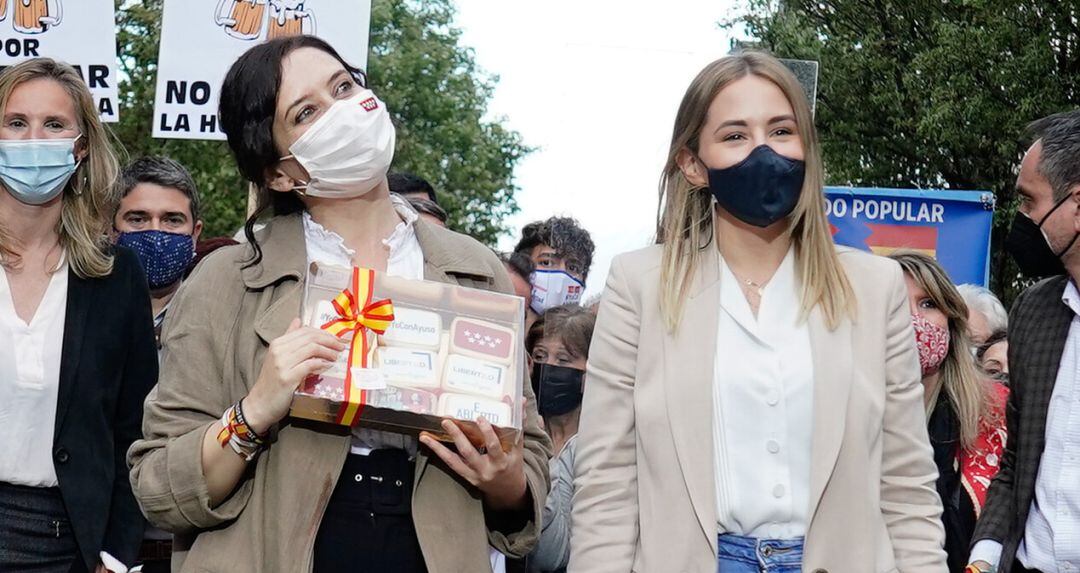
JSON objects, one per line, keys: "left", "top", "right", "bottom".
{"left": 449, "top": 317, "right": 515, "bottom": 364}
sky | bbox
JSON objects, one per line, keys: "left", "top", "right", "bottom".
{"left": 453, "top": 0, "right": 742, "bottom": 298}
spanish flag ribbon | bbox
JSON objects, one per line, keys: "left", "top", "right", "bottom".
{"left": 320, "top": 267, "right": 395, "bottom": 426}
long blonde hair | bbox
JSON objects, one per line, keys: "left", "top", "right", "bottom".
{"left": 889, "top": 250, "right": 993, "bottom": 448}
{"left": 0, "top": 58, "right": 120, "bottom": 279}
{"left": 657, "top": 51, "right": 854, "bottom": 331}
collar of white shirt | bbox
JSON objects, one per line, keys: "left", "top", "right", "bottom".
{"left": 1062, "top": 279, "right": 1080, "bottom": 317}
{"left": 302, "top": 193, "right": 420, "bottom": 268}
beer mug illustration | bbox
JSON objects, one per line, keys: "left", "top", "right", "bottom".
{"left": 14, "top": 0, "right": 62, "bottom": 34}
{"left": 214, "top": 0, "right": 267, "bottom": 41}
{"left": 0, "top": 0, "right": 8, "bottom": 23}
{"left": 267, "top": 0, "right": 315, "bottom": 40}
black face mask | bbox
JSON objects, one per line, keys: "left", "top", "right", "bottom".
{"left": 1005, "top": 195, "right": 1077, "bottom": 279}
{"left": 706, "top": 144, "right": 806, "bottom": 228}
{"left": 531, "top": 363, "right": 584, "bottom": 417}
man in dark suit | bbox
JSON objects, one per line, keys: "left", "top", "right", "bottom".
{"left": 969, "top": 110, "right": 1080, "bottom": 573}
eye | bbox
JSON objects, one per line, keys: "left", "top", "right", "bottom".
{"left": 722, "top": 132, "right": 746, "bottom": 142}
{"left": 45, "top": 120, "right": 65, "bottom": 130}
{"left": 537, "top": 258, "right": 555, "bottom": 269}
{"left": 771, "top": 127, "right": 794, "bottom": 137}
{"left": 295, "top": 105, "right": 316, "bottom": 124}
{"left": 530, "top": 349, "right": 548, "bottom": 362}
{"left": 918, "top": 298, "right": 937, "bottom": 310}
{"left": 556, "top": 353, "right": 572, "bottom": 365}
{"left": 7, "top": 118, "right": 26, "bottom": 129}
{"left": 335, "top": 79, "right": 354, "bottom": 96}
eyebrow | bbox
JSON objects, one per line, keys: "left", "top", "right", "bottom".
{"left": 714, "top": 115, "right": 797, "bottom": 135}
{"left": 122, "top": 209, "right": 189, "bottom": 220}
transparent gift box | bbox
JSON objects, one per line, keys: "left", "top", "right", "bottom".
{"left": 289, "top": 262, "right": 526, "bottom": 449}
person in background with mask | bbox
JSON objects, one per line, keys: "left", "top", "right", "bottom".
{"left": 514, "top": 216, "right": 594, "bottom": 318}
{"left": 890, "top": 251, "right": 1008, "bottom": 572}
{"left": 114, "top": 156, "right": 202, "bottom": 348}
{"left": 128, "top": 36, "right": 550, "bottom": 573}
{"left": 969, "top": 110, "right": 1080, "bottom": 573}
{"left": 957, "top": 285, "right": 1008, "bottom": 347}
{"left": 0, "top": 58, "right": 157, "bottom": 573}
{"left": 571, "top": 51, "right": 946, "bottom": 573}
{"left": 526, "top": 304, "right": 595, "bottom": 573}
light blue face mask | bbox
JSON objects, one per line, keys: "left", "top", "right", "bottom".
{"left": 0, "top": 135, "right": 82, "bottom": 206}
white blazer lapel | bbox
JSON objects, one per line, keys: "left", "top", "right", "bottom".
{"left": 806, "top": 306, "right": 853, "bottom": 522}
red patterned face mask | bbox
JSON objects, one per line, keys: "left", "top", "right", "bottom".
{"left": 913, "top": 313, "right": 950, "bottom": 376}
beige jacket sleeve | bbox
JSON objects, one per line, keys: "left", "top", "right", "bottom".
{"left": 127, "top": 254, "right": 254, "bottom": 533}
{"left": 880, "top": 264, "right": 948, "bottom": 570}
{"left": 568, "top": 255, "right": 640, "bottom": 572}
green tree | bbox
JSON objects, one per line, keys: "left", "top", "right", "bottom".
{"left": 727, "top": 0, "right": 1080, "bottom": 302}
{"left": 114, "top": 0, "right": 528, "bottom": 243}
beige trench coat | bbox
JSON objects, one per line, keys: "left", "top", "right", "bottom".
{"left": 129, "top": 213, "right": 552, "bottom": 573}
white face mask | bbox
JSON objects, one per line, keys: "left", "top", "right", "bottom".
{"left": 282, "top": 89, "right": 396, "bottom": 199}
{"left": 530, "top": 269, "right": 585, "bottom": 314}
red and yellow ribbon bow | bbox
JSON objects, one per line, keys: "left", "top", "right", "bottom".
{"left": 320, "top": 267, "right": 395, "bottom": 426}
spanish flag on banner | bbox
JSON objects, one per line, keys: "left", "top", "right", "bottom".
{"left": 863, "top": 223, "right": 939, "bottom": 258}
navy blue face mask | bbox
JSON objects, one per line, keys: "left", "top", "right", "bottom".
{"left": 116, "top": 230, "right": 195, "bottom": 291}
{"left": 705, "top": 144, "right": 806, "bottom": 228}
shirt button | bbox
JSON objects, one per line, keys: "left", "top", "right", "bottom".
{"left": 773, "top": 484, "right": 785, "bottom": 498}
{"left": 54, "top": 447, "right": 70, "bottom": 464}
{"left": 766, "top": 390, "right": 780, "bottom": 406}
{"left": 767, "top": 440, "right": 781, "bottom": 454}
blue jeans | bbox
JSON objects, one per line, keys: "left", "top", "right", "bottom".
{"left": 716, "top": 533, "right": 804, "bottom": 573}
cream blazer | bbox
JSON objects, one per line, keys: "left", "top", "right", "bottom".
{"left": 569, "top": 245, "right": 947, "bottom": 573}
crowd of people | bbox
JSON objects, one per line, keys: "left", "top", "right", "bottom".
{"left": 0, "top": 35, "right": 1077, "bottom": 573}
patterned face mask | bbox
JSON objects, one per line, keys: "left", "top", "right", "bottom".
{"left": 913, "top": 313, "right": 951, "bottom": 376}
{"left": 116, "top": 230, "right": 195, "bottom": 291}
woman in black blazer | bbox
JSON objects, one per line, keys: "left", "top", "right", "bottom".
{"left": 0, "top": 59, "right": 157, "bottom": 573}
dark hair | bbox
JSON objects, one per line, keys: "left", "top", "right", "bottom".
{"left": 389, "top": 172, "right": 437, "bottom": 203}
{"left": 119, "top": 156, "right": 201, "bottom": 223}
{"left": 218, "top": 36, "right": 367, "bottom": 267}
{"left": 1028, "top": 110, "right": 1080, "bottom": 202}
{"left": 976, "top": 329, "right": 1008, "bottom": 361}
{"left": 500, "top": 250, "right": 534, "bottom": 283}
{"left": 525, "top": 304, "right": 597, "bottom": 360}
{"left": 514, "top": 216, "right": 595, "bottom": 280}
{"left": 406, "top": 197, "right": 448, "bottom": 225}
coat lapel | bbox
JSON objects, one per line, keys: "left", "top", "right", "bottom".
{"left": 1024, "top": 278, "right": 1073, "bottom": 458}
{"left": 663, "top": 246, "right": 720, "bottom": 553}
{"left": 55, "top": 268, "right": 91, "bottom": 434}
{"left": 805, "top": 305, "right": 852, "bottom": 523}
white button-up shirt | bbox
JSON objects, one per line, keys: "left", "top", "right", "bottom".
{"left": 712, "top": 248, "right": 813, "bottom": 539}
{"left": 970, "top": 280, "right": 1080, "bottom": 572}
{"left": 0, "top": 260, "right": 68, "bottom": 488}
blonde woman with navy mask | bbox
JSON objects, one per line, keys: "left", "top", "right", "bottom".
{"left": 569, "top": 51, "right": 947, "bottom": 573}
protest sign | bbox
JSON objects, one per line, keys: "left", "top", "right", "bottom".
{"left": 0, "top": 0, "right": 119, "bottom": 121}
{"left": 825, "top": 187, "right": 995, "bottom": 286}
{"left": 153, "top": 0, "right": 371, "bottom": 140}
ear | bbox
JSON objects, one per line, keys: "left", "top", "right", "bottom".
{"left": 192, "top": 220, "right": 204, "bottom": 245}
{"left": 1071, "top": 184, "right": 1080, "bottom": 233}
{"left": 264, "top": 162, "right": 300, "bottom": 194}
{"left": 74, "top": 137, "right": 88, "bottom": 163}
{"left": 676, "top": 147, "right": 708, "bottom": 189}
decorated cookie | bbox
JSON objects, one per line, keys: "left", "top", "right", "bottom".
{"left": 380, "top": 307, "right": 442, "bottom": 349}
{"left": 442, "top": 354, "right": 507, "bottom": 399}
{"left": 449, "top": 318, "right": 515, "bottom": 364}
{"left": 368, "top": 385, "right": 438, "bottom": 415}
{"left": 375, "top": 346, "right": 440, "bottom": 388}
{"left": 438, "top": 393, "right": 513, "bottom": 427}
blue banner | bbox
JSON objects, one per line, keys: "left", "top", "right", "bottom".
{"left": 824, "top": 187, "right": 995, "bottom": 286}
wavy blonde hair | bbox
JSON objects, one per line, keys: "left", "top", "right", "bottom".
{"left": 889, "top": 250, "right": 993, "bottom": 448}
{"left": 657, "top": 51, "right": 854, "bottom": 331}
{"left": 0, "top": 58, "right": 120, "bottom": 278}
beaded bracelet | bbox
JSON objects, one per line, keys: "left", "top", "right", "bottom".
{"left": 216, "top": 400, "right": 268, "bottom": 461}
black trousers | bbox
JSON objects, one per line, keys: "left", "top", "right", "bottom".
{"left": 313, "top": 450, "right": 427, "bottom": 573}
{"left": 0, "top": 481, "right": 87, "bottom": 573}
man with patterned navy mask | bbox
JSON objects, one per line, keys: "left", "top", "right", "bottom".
{"left": 114, "top": 156, "right": 202, "bottom": 348}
